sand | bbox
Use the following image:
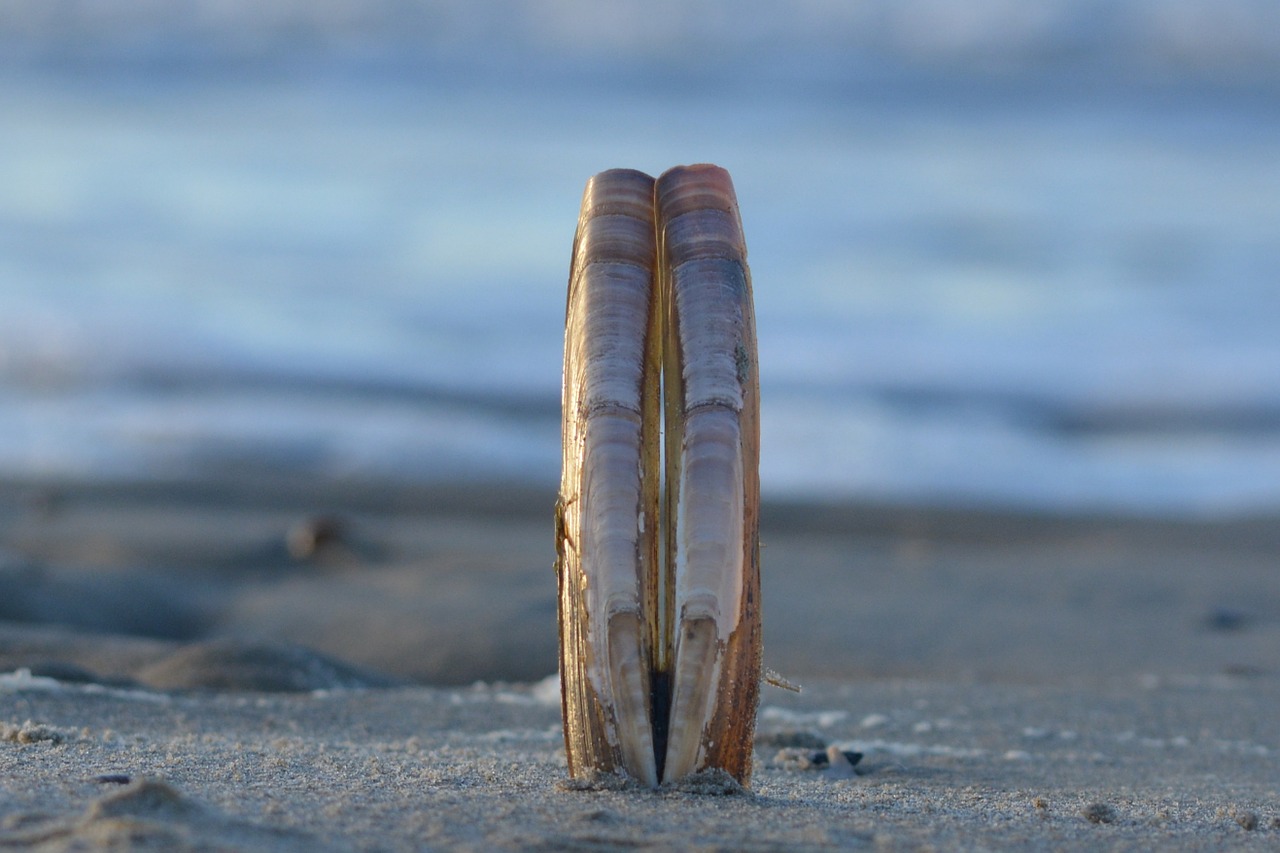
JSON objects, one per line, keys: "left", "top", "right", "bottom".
{"left": 1, "top": 474, "right": 1278, "bottom": 850}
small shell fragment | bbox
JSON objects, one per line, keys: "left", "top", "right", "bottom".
{"left": 557, "top": 164, "right": 761, "bottom": 788}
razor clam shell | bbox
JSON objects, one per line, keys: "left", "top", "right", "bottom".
{"left": 656, "top": 164, "right": 762, "bottom": 785}
{"left": 557, "top": 168, "right": 662, "bottom": 787}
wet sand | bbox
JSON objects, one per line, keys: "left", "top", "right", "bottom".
{"left": 1, "top": 474, "right": 1278, "bottom": 850}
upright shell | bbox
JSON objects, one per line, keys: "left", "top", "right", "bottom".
{"left": 557, "top": 164, "right": 760, "bottom": 787}
{"left": 558, "top": 168, "right": 663, "bottom": 787}
{"left": 655, "top": 164, "right": 761, "bottom": 784}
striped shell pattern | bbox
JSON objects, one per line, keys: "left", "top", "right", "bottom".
{"left": 557, "top": 164, "right": 761, "bottom": 787}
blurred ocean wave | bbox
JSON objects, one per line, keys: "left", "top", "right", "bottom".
{"left": 2, "top": 0, "right": 1279, "bottom": 87}
{"left": 1, "top": 1, "right": 1279, "bottom": 514}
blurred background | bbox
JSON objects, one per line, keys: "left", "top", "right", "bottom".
{"left": 3, "top": 0, "right": 1279, "bottom": 517}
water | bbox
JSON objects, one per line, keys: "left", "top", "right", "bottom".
{"left": 2, "top": 1, "right": 1279, "bottom": 516}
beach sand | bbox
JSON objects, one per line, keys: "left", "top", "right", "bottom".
{"left": 2, "top": 474, "right": 1278, "bottom": 850}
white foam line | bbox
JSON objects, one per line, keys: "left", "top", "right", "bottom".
{"left": 759, "top": 706, "right": 849, "bottom": 728}
{"left": 0, "top": 668, "right": 172, "bottom": 704}
{"left": 0, "top": 669, "right": 62, "bottom": 692}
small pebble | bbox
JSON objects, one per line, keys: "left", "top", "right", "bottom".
{"left": 287, "top": 515, "right": 345, "bottom": 560}
{"left": 771, "top": 747, "right": 863, "bottom": 774}
{"left": 824, "top": 745, "right": 859, "bottom": 779}
{"left": 1234, "top": 811, "right": 1259, "bottom": 831}
{"left": 1082, "top": 802, "right": 1116, "bottom": 824}
{"left": 772, "top": 748, "right": 820, "bottom": 771}
{"left": 807, "top": 748, "right": 863, "bottom": 769}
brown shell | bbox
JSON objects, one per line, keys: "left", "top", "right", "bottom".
{"left": 557, "top": 164, "right": 760, "bottom": 787}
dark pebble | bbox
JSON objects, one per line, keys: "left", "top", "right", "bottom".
{"left": 808, "top": 750, "right": 863, "bottom": 768}
{"left": 95, "top": 775, "right": 132, "bottom": 785}
{"left": 1204, "top": 607, "right": 1252, "bottom": 632}
{"left": 287, "top": 515, "right": 346, "bottom": 561}
{"left": 1082, "top": 802, "right": 1116, "bottom": 824}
